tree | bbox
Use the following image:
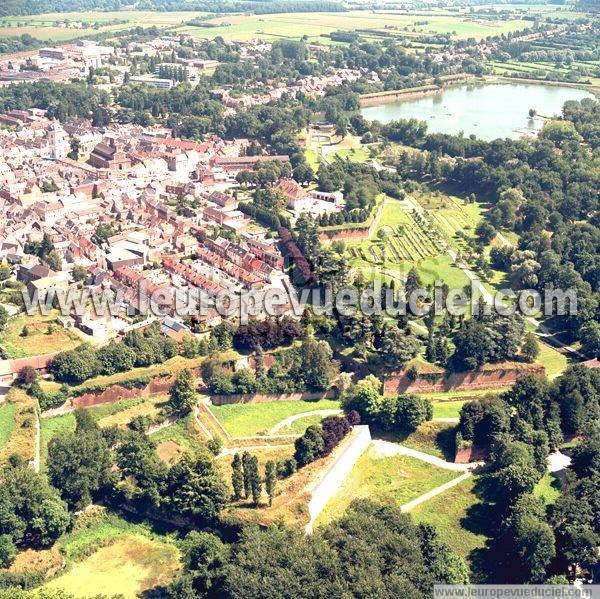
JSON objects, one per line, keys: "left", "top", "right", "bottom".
{"left": 396, "top": 394, "right": 433, "bottom": 433}
{"left": 580, "top": 321, "right": 600, "bottom": 358}
{"left": 72, "top": 264, "right": 87, "bottom": 282}
{"left": 377, "top": 327, "right": 420, "bottom": 370}
{"left": 0, "top": 461, "right": 69, "bottom": 551}
{"left": 115, "top": 430, "right": 167, "bottom": 508}
{"left": 168, "top": 368, "right": 197, "bottom": 416}
{"left": 0, "top": 305, "right": 7, "bottom": 331}
{"left": 231, "top": 453, "right": 244, "bottom": 501}
{"left": 165, "top": 449, "right": 229, "bottom": 522}
{"left": 0, "top": 534, "right": 16, "bottom": 568}
{"left": 294, "top": 425, "right": 325, "bottom": 467}
{"left": 49, "top": 344, "right": 99, "bottom": 384}
{"left": 47, "top": 408, "right": 112, "bottom": 509}
{"left": 265, "top": 460, "right": 276, "bottom": 506}
{"left": 405, "top": 267, "right": 423, "bottom": 299}
{"left": 242, "top": 451, "right": 252, "bottom": 499}
{"left": 521, "top": 333, "right": 540, "bottom": 363}
{"left": 248, "top": 455, "right": 261, "bottom": 505}
{"left": 298, "top": 336, "right": 336, "bottom": 391}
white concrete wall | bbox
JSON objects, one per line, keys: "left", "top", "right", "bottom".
{"left": 306, "top": 425, "right": 372, "bottom": 533}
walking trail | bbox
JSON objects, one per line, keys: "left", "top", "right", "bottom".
{"left": 268, "top": 409, "right": 342, "bottom": 435}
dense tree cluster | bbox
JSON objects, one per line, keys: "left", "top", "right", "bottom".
{"left": 168, "top": 499, "right": 468, "bottom": 597}
{"left": 202, "top": 335, "right": 337, "bottom": 396}
{"left": 294, "top": 415, "right": 351, "bottom": 467}
{"left": 0, "top": 458, "right": 69, "bottom": 567}
{"left": 49, "top": 323, "right": 179, "bottom": 384}
{"left": 343, "top": 375, "right": 433, "bottom": 434}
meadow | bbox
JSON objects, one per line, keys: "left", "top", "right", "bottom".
{"left": 208, "top": 398, "right": 340, "bottom": 438}
{"left": 411, "top": 476, "right": 488, "bottom": 572}
{"left": 316, "top": 450, "right": 459, "bottom": 526}
{"left": 0, "top": 311, "right": 81, "bottom": 358}
{"left": 43, "top": 508, "right": 180, "bottom": 599}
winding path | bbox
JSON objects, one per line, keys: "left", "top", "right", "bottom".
{"left": 268, "top": 409, "right": 342, "bottom": 435}
{"left": 370, "top": 439, "right": 481, "bottom": 472}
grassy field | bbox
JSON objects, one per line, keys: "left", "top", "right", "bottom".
{"left": 536, "top": 340, "right": 568, "bottom": 380}
{"left": 45, "top": 534, "right": 179, "bottom": 598}
{"left": 431, "top": 400, "right": 465, "bottom": 419}
{"left": 316, "top": 449, "right": 458, "bottom": 526}
{"left": 0, "top": 312, "right": 81, "bottom": 358}
{"left": 40, "top": 412, "right": 75, "bottom": 471}
{"left": 411, "top": 476, "right": 487, "bottom": 573}
{"left": 400, "top": 421, "right": 456, "bottom": 460}
{"left": 97, "top": 394, "right": 168, "bottom": 428}
{"left": 41, "top": 507, "right": 179, "bottom": 598}
{"left": 0, "top": 388, "right": 37, "bottom": 467}
{"left": 209, "top": 399, "right": 340, "bottom": 437}
{"left": 176, "top": 11, "right": 530, "bottom": 43}
{"left": 0, "top": 403, "right": 17, "bottom": 449}
{"left": 151, "top": 415, "right": 203, "bottom": 462}
{"left": 533, "top": 471, "right": 562, "bottom": 505}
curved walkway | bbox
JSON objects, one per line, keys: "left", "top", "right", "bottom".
{"left": 370, "top": 439, "right": 481, "bottom": 471}
{"left": 268, "top": 409, "right": 342, "bottom": 435}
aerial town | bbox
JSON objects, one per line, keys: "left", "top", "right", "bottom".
{"left": 0, "top": 1, "right": 598, "bottom": 598}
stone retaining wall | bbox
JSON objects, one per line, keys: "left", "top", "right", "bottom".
{"left": 383, "top": 364, "right": 546, "bottom": 395}
{"left": 70, "top": 376, "right": 173, "bottom": 409}
{"left": 306, "top": 425, "right": 372, "bottom": 533}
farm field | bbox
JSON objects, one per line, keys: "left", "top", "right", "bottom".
{"left": 176, "top": 11, "right": 531, "bottom": 43}
{"left": 315, "top": 449, "right": 459, "bottom": 527}
{"left": 208, "top": 399, "right": 340, "bottom": 438}
{"left": 0, "top": 311, "right": 81, "bottom": 358}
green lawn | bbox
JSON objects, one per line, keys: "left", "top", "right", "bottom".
{"left": 432, "top": 400, "right": 465, "bottom": 419}
{"left": 316, "top": 450, "right": 458, "bottom": 526}
{"left": 536, "top": 340, "right": 568, "bottom": 380}
{"left": 209, "top": 399, "right": 340, "bottom": 437}
{"left": 330, "top": 147, "right": 371, "bottom": 163}
{"left": 401, "top": 421, "right": 456, "bottom": 460}
{"left": 0, "top": 312, "right": 81, "bottom": 358}
{"left": 280, "top": 413, "right": 330, "bottom": 435}
{"left": 40, "top": 412, "right": 75, "bottom": 471}
{"left": 411, "top": 476, "right": 487, "bottom": 573}
{"left": 534, "top": 471, "right": 562, "bottom": 505}
{"left": 0, "top": 403, "right": 17, "bottom": 449}
{"left": 41, "top": 507, "right": 180, "bottom": 598}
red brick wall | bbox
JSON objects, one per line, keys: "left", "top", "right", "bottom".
{"left": 71, "top": 376, "right": 173, "bottom": 409}
{"left": 383, "top": 364, "right": 546, "bottom": 395}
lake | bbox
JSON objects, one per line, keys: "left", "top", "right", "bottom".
{"left": 361, "top": 83, "right": 595, "bottom": 140}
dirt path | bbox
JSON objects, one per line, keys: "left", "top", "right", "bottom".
{"left": 268, "top": 409, "right": 342, "bottom": 435}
